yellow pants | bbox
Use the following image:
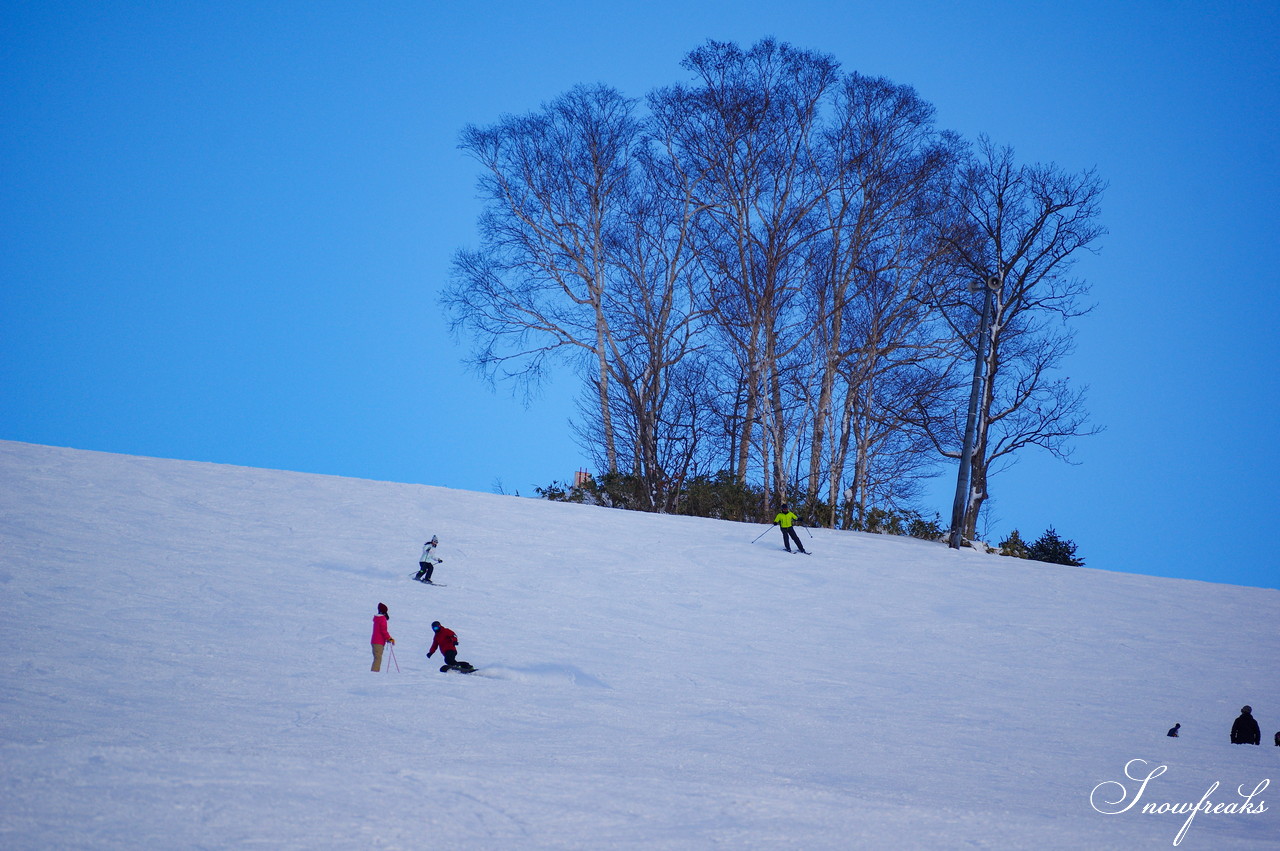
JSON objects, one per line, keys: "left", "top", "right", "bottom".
{"left": 371, "top": 643, "right": 385, "bottom": 672}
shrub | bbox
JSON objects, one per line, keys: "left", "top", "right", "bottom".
{"left": 998, "top": 529, "right": 1031, "bottom": 559}
{"left": 678, "top": 471, "right": 763, "bottom": 522}
{"left": 849, "top": 506, "right": 943, "bottom": 541}
{"left": 591, "top": 471, "right": 647, "bottom": 510}
{"left": 907, "top": 512, "right": 945, "bottom": 542}
{"left": 536, "top": 470, "right": 942, "bottom": 543}
{"left": 534, "top": 480, "right": 585, "bottom": 503}
{"left": 1027, "top": 526, "right": 1084, "bottom": 566}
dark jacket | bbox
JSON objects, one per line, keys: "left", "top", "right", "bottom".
{"left": 1231, "top": 710, "right": 1261, "bottom": 745}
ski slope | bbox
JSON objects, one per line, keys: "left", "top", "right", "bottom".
{"left": 1, "top": 440, "right": 1276, "bottom": 849}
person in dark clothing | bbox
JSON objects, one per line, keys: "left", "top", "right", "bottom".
{"left": 427, "top": 620, "right": 473, "bottom": 672}
{"left": 1166, "top": 723, "right": 1180, "bottom": 737}
{"left": 772, "top": 503, "right": 808, "bottom": 554}
{"left": 1230, "top": 705, "right": 1261, "bottom": 745}
{"left": 1274, "top": 731, "right": 1279, "bottom": 746}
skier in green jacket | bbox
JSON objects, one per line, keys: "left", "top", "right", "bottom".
{"left": 772, "top": 503, "right": 808, "bottom": 554}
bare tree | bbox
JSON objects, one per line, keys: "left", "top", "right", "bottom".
{"left": 801, "top": 72, "right": 964, "bottom": 523}
{"left": 652, "top": 38, "right": 840, "bottom": 499}
{"left": 445, "top": 45, "right": 1105, "bottom": 535}
{"left": 571, "top": 129, "right": 712, "bottom": 510}
{"left": 443, "top": 84, "right": 641, "bottom": 473}
{"left": 928, "top": 136, "right": 1106, "bottom": 538}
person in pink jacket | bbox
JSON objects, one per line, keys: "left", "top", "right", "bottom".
{"left": 370, "top": 602, "right": 395, "bottom": 671}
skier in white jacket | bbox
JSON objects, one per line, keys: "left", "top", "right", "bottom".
{"left": 415, "top": 535, "right": 442, "bottom": 583}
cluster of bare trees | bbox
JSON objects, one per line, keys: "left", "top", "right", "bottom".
{"left": 443, "top": 39, "right": 1104, "bottom": 535}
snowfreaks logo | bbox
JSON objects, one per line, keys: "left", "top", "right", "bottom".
{"left": 1090, "top": 758, "right": 1270, "bottom": 846}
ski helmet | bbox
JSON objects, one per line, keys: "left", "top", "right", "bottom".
{"left": 431, "top": 621, "right": 441, "bottom": 631}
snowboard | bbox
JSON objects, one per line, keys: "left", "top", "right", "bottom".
{"left": 439, "top": 662, "right": 476, "bottom": 674}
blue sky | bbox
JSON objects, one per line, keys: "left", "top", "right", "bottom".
{"left": 2, "top": 1, "right": 1277, "bottom": 589}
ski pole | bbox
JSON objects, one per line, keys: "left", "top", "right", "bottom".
{"left": 389, "top": 644, "right": 400, "bottom": 673}
{"left": 751, "top": 526, "right": 772, "bottom": 544}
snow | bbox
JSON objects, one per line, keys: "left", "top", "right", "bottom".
{"left": 1, "top": 439, "right": 1276, "bottom": 849}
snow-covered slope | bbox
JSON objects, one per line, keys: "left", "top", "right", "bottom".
{"left": 1, "top": 440, "right": 1276, "bottom": 849}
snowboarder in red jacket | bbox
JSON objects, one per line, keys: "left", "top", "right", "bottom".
{"left": 427, "top": 621, "right": 473, "bottom": 673}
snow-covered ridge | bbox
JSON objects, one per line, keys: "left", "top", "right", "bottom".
{"left": 1, "top": 440, "right": 1276, "bottom": 849}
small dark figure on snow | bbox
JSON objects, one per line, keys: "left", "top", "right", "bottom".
{"left": 773, "top": 503, "right": 808, "bottom": 554}
{"left": 1274, "top": 731, "right": 1279, "bottom": 746}
{"left": 1167, "top": 723, "right": 1180, "bottom": 737}
{"left": 415, "top": 535, "right": 442, "bottom": 583}
{"left": 1230, "top": 705, "right": 1261, "bottom": 745}
{"left": 427, "top": 620, "right": 473, "bottom": 673}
